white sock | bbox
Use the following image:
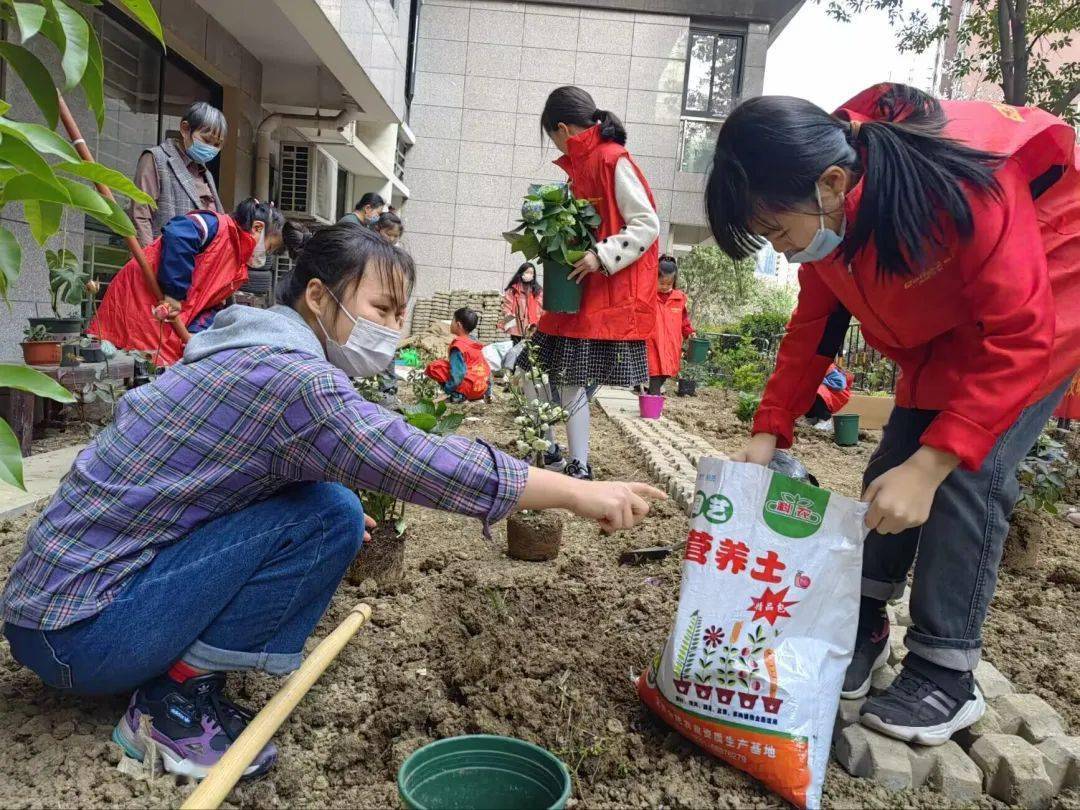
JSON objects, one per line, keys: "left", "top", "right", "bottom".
{"left": 560, "top": 385, "right": 591, "bottom": 467}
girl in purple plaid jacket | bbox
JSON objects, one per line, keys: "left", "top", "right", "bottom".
{"left": 2, "top": 224, "right": 664, "bottom": 779}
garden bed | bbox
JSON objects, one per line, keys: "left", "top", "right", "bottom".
{"left": 0, "top": 395, "right": 1077, "bottom": 808}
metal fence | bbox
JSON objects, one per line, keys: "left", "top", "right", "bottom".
{"left": 757, "top": 321, "right": 897, "bottom": 394}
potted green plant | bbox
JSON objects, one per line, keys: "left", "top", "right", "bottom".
{"left": 503, "top": 183, "right": 601, "bottom": 314}
{"left": 677, "top": 363, "right": 709, "bottom": 397}
{"left": 27, "top": 250, "right": 89, "bottom": 336}
{"left": 20, "top": 325, "right": 62, "bottom": 365}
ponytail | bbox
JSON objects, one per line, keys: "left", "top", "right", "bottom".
{"left": 282, "top": 220, "right": 312, "bottom": 260}
{"left": 232, "top": 197, "right": 285, "bottom": 235}
{"left": 542, "top": 85, "right": 627, "bottom": 146}
{"left": 706, "top": 83, "right": 1002, "bottom": 278}
{"left": 590, "top": 108, "right": 627, "bottom": 145}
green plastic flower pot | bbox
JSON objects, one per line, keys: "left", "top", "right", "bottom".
{"left": 541, "top": 260, "right": 581, "bottom": 314}
{"left": 398, "top": 735, "right": 572, "bottom": 810}
{"left": 833, "top": 413, "right": 860, "bottom": 446}
{"left": 687, "top": 336, "right": 711, "bottom": 364}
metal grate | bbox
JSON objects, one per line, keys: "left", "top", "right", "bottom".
{"left": 278, "top": 143, "right": 311, "bottom": 216}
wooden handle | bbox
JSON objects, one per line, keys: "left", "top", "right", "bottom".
{"left": 56, "top": 92, "right": 190, "bottom": 345}
{"left": 180, "top": 603, "right": 373, "bottom": 810}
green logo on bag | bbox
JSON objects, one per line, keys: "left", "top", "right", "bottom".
{"left": 763, "top": 472, "right": 830, "bottom": 538}
{"left": 692, "top": 491, "right": 734, "bottom": 524}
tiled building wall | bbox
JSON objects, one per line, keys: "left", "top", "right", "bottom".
{"left": 404, "top": 0, "right": 692, "bottom": 299}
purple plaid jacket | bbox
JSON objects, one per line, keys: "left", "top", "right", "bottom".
{"left": 3, "top": 346, "right": 528, "bottom": 630}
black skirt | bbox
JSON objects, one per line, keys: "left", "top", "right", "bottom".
{"left": 516, "top": 331, "right": 649, "bottom": 388}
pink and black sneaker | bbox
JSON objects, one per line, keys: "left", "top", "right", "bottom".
{"left": 112, "top": 672, "right": 277, "bottom": 779}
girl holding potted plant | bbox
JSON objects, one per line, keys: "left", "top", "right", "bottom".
{"left": 711, "top": 83, "right": 1080, "bottom": 744}
{"left": 2, "top": 223, "right": 664, "bottom": 780}
{"left": 501, "top": 262, "right": 544, "bottom": 344}
{"left": 525, "top": 86, "right": 661, "bottom": 480}
{"left": 645, "top": 255, "right": 695, "bottom": 396}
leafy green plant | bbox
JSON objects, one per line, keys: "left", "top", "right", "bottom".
{"left": 730, "top": 363, "right": 766, "bottom": 394}
{"left": 736, "top": 310, "right": 789, "bottom": 351}
{"left": 404, "top": 396, "right": 464, "bottom": 436}
{"left": 1018, "top": 431, "right": 1078, "bottom": 515}
{"left": 46, "top": 248, "right": 89, "bottom": 317}
{"left": 714, "top": 335, "right": 770, "bottom": 392}
{"left": 22, "top": 324, "right": 49, "bottom": 342}
{"left": 735, "top": 392, "right": 761, "bottom": 424}
{"left": 503, "top": 182, "right": 601, "bottom": 268}
{"left": 678, "top": 363, "right": 711, "bottom": 384}
{"left": 0, "top": 364, "right": 76, "bottom": 488}
{"left": 508, "top": 340, "right": 568, "bottom": 467}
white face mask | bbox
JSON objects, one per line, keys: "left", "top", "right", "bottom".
{"left": 316, "top": 289, "right": 400, "bottom": 378}
{"left": 247, "top": 228, "right": 267, "bottom": 269}
{"left": 785, "top": 185, "right": 845, "bottom": 264}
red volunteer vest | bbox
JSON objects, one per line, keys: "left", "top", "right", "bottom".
{"left": 815, "top": 364, "right": 853, "bottom": 414}
{"left": 539, "top": 126, "right": 658, "bottom": 341}
{"left": 89, "top": 213, "right": 254, "bottom": 366}
{"left": 647, "top": 289, "right": 689, "bottom": 377}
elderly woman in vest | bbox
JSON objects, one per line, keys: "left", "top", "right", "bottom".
{"left": 132, "top": 102, "right": 226, "bottom": 247}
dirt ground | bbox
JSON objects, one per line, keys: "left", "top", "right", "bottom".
{"left": 0, "top": 388, "right": 1078, "bottom": 808}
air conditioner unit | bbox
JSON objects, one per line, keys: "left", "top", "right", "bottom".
{"left": 277, "top": 142, "right": 338, "bottom": 224}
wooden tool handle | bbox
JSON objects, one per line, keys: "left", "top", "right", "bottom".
{"left": 180, "top": 603, "right": 373, "bottom": 810}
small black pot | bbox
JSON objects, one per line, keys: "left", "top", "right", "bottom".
{"left": 29, "top": 317, "right": 83, "bottom": 336}
{"left": 677, "top": 378, "right": 697, "bottom": 397}
{"left": 60, "top": 342, "right": 81, "bottom": 367}
{"left": 78, "top": 346, "right": 106, "bottom": 363}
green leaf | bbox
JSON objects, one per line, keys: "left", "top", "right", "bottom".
{"left": 56, "top": 161, "right": 154, "bottom": 204}
{"left": 405, "top": 412, "right": 437, "bottom": 432}
{"left": 542, "top": 185, "right": 565, "bottom": 203}
{"left": 434, "top": 400, "right": 447, "bottom": 417}
{"left": 394, "top": 517, "right": 408, "bottom": 536}
{"left": 2, "top": 172, "right": 72, "bottom": 205}
{"left": 509, "top": 231, "right": 540, "bottom": 258}
{"left": 49, "top": 0, "right": 91, "bottom": 88}
{"left": 80, "top": 19, "right": 104, "bottom": 128}
{"left": 114, "top": 0, "right": 163, "bottom": 45}
{"left": 58, "top": 176, "right": 110, "bottom": 214}
{"left": 0, "top": 417, "right": 26, "bottom": 490}
{"left": 24, "top": 199, "right": 62, "bottom": 245}
{"left": 563, "top": 248, "right": 586, "bottom": 265}
{"left": 84, "top": 195, "right": 135, "bottom": 237}
{"left": 0, "top": 42, "right": 59, "bottom": 128}
{"left": 0, "top": 227, "right": 22, "bottom": 300}
{"left": 438, "top": 413, "right": 464, "bottom": 433}
{"left": 0, "top": 99, "right": 10, "bottom": 116}
{"left": 0, "top": 133, "right": 67, "bottom": 188}
{"left": 0, "top": 363, "right": 77, "bottom": 402}
{"left": 12, "top": 2, "right": 47, "bottom": 41}
{"left": 0, "top": 119, "right": 81, "bottom": 163}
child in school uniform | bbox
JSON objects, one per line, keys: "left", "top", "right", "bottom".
{"left": 645, "top": 255, "right": 694, "bottom": 395}
{"left": 424, "top": 307, "right": 492, "bottom": 402}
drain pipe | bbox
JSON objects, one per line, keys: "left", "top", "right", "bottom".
{"left": 254, "top": 103, "right": 363, "bottom": 201}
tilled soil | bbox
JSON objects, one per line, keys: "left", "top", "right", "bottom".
{"left": 0, "top": 392, "right": 1077, "bottom": 808}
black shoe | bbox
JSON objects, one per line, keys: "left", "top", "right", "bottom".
{"left": 564, "top": 459, "right": 593, "bottom": 480}
{"left": 544, "top": 443, "right": 567, "bottom": 472}
{"left": 841, "top": 597, "right": 890, "bottom": 699}
{"left": 860, "top": 655, "right": 985, "bottom": 745}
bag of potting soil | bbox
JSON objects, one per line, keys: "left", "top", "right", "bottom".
{"left": 638, "top": 458, "right": 867, "bottom": 809}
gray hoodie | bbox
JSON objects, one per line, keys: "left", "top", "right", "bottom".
{"left": 182, "top": 304, "right": 326, "bottom": 364}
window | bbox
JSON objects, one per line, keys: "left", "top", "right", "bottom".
{"left": 682, "top": 30, "right": 742, "bottom": 119}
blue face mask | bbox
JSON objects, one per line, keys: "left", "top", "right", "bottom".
{"left": 186, "top": 138, "right": 220, "bottom": 165}
{"left": 784, "top": 185, "right": 845, "bottom": 264}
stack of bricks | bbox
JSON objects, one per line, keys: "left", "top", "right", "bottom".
{"left": 410, "top": 289, "right": 504, "bottom": 343}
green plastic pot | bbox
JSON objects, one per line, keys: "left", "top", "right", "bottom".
{"left": 687, "top": 336, "right": 711, "bottom": 364}
{"left": 541, "top": 260, "right": 581, "bottom": 314}
{"left": 833, "top": 413, "right": 860, "bottom": 446}
{"left": 398, "top": 735, "right": 571, "bottom": 810}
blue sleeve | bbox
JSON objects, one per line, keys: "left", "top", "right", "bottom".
{"left": 158, "top": 213, "right": 219, "bottom": 300}
{"left": 445, "top": 348, "right": 467, "bottom": 393}
{"left": 823, "top": 367, "right": 847, "bottom": 390}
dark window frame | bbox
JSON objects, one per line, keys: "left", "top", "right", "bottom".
{"left": 680, "top": 28, "right": 745, "bottom": 120}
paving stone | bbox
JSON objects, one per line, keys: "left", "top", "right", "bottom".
{"left": 1037, "top": 735, "right": 1080, "bottom": 791}
{"left": 970, "top": 733, "right": 1054, "bottom": 809}
{"left": 835, "top": 724, "right": 920, "bottom": 791}
{"left": 887, "top": 624, "right": 907, "bottom": 667}
{"left": 869, "top": 663, "right": 898, "bottom": 696}
{"left": 973, "top": 659, "right": 1015, "bottom": 699}
{"left": 927, "top": 740, "right": 983, "bottom": 802}
{"left": 992, "top": 693, "right": 1067, "bottom": 743}
{"left": 834, "top": 698, "right": 865, "bottom": 745}
{"left": 952, "top": 704, "right": 1003, "bottom": 751}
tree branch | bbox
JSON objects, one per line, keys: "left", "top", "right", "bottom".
{"left": 998, "top": 0, "right": 1015, "bottom": 99}
{"left": 1050, "top": 77, "right": 1080, "bottom": 115}
{"left": 1026, "top": 1, "right": 1080, "bottom": 54}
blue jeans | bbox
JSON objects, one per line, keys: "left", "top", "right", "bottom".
{"left": 4, "top": 483, "right": 363, "bottom": 695}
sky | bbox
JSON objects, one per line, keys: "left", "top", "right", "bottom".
{"left": 763, "top": 0, "right": 940, "bottom": 111}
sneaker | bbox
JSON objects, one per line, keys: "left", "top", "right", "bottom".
{"left": 112, "top": 673, "right": 277, "bottom": 779}
{"left": 564, "top": 459, "right": 594, "bottom": 480}
{"left": 860, "top": 656, "right": 985, "bottom": 745}
{"left": 544, "top": 443, "right": 567, "bottom": 472}
{"left": 841, "top": 597, "right": 891, "bottom": 699}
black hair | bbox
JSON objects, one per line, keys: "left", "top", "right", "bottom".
{"left": 705, "top": 83, "right": 1002, "bottom": 277}
{"left": 453, "top": 306, "right": 479, "bottom": 334}
{"left": 541, "top": 85, "right": 627, "bottom": 146}
{"left": 233, "top": 198, "right": 285, "bottom": 235}
{"left": 282, "top": 220, "right": 312, "bottom": 260}
{"left": 505, "top": 261, "right": 542, "bottom": 294}
{"left": 355, "top": 192, "right": 385, "bottom": 211}
{"left": 373, "top": 211, "right": 403, "bottom": 235}
{"left": 180, "top": 101, "right": 226, "bottom": 138}
{"left": 658, "top": 254, "right": 678, "bottom": 277}
{"left": 280, "top": 222, "right": 415, "bottom": 312}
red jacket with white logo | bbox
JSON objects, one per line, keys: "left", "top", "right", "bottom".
{"left": 753, "top": 87, "right": 1080, "bottom": 470}
{"left": 540, "top": 125, "right": 658, "bottom": 341}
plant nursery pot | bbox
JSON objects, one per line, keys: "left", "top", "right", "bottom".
{"left": 694, "top": 684, "right": 713, "bottom": 700}
{"left": 833, "top": 413, "right": 860, "bottom": 446}
{"left": 676, "top": 378, "right": 697, "bottom": 397}
{"left": 687, "top": 336, "right": 711, "bottom": 364}
{"left": 78, "top": 345, "right": 105, "bottom": 363}
{"left": 347, "top": 523, "right": 407, "bottom": 587}
{"left": 29, "top": 317, "right": 82, "bottom": 336}
{"left": 715, "top": 688, "right": 735, "bottom": 705}
{"left": 737, "top": 692, "right": 759, "bottom": 710}
{"left": 507, "top": 510, "right": 564, "bottom": 561}
{"left": 638, "top": 393, "right": 664, "bottom": 420}
{"left": 399, "top": 734, "right": 571, "bottom": 810}
{"left": 762, "top": 696, "right": 783, "bottom": 715}
{"left": 60, "top": 342, "right": 81, "bottom": 368}
{"left": 20, "top": 341, "right": 62, "bottom": 365}
{"left": 673, "top": 679, "right": 691, "bottom": 696}
{"left": 541, "top": 260, "right": 581, "bottom": 314}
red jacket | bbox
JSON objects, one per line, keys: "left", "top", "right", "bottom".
{"left": 425, "top": 336, "right": 491, "bottom": 401}
{"left": 501, "top": 283, "right": 544, "bottom": 337}
{"left": 647, "top": 289, "right": 693, "bottom": 377}
{"left": 1056, "top": 372, "right": 1080, "bottom": 421}
{"left": 89, "top": 213, "right": 254, "bottom": 366}
{"left": 540, "top": 125, "right": 658, "bottom": 341}
{"left": 816, "top": 363, "right": 853, "bottom": 414}
{"left": 754, "top": 88, "right": 1080, "bottom": 470}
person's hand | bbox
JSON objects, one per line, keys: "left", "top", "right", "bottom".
{"left": 570, "top": 480, "right": 667, "bottom": 533}
{"left": 863, "top": 447, "right": 959, "bottom": 534}
{"left": 568, "top": 250, "right": 602, "bottom": 283}
{"left": 363, "top": 515, "right": 376, "bottom": 544}
{"left": 155, "top": 296, "right": 181, "bottom": 320}
{"left": 732, "top": 433, "right": 777, "bottom": 466}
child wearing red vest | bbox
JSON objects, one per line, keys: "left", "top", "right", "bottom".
{"left": 519, "top": 86, "right": 661, "bottom": 480}
{"left": 805, "top": 362, "right": 853, "bottom": 423}
{"left": 425, "top": 307, "right": 492, "bottom": 402}
{"left": 709, "top": 83, "right": 1080, "bottom": 744}
{"left": 645, "top": 255, "right": 694, "bottom": 395}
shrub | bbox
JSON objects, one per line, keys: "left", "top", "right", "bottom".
{"left": 735, "top": 392, "right": 761, "bottom": 424}
{"left": 730, "top": 363, "right": 766, "bottom": 393}
{"left": 1018, "top": 431, "right": 1078, "bottom": 515}
{"left": 736, "top": 311, "right": 789, "bottom": 351}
